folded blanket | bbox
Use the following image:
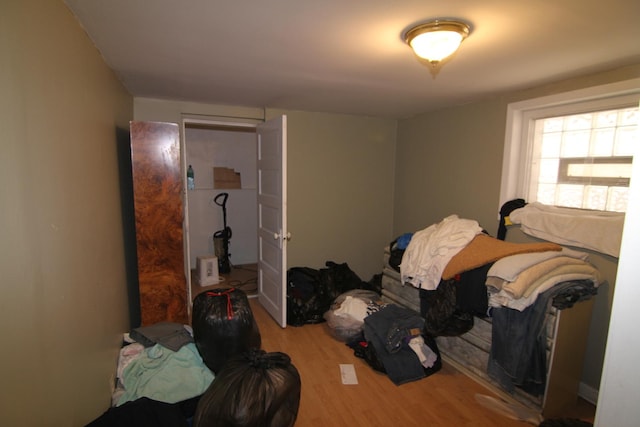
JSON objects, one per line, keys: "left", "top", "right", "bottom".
{"left": 522, "top": 262, "right": 602, "bottom": 299}
{"left": 509, "top": 202, "right": 624, "bottom": 258}
{"left": 489, "top": 264, "right": 602, "bottom": 311}
{"left": 487, "top": 247, "right": 589, "bottom": 282}
{"left": 442, "top": 234, "right": 561, "bottom": 280}
{"left": 501, "top": 256, "right": 589, "bottom": 299}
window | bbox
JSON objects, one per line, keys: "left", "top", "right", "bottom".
{"left": 499, "top": 78, "right": 640, "bottom": 213}
{"left": 531, "top": 108, "right": 637, "bottom": 211}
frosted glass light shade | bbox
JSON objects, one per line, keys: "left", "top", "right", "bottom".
{"left": 405, "top": 20, "right": 470, "bottom": 64}
{"left": 410, "top": 31, "right": 463, "bottom": 61}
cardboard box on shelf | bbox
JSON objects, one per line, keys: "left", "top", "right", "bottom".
{"left": 213, "top": 167, "right": 241, "bottom": 189}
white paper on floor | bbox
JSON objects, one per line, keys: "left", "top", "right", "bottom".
{"left": 339, "top": 364, "right": 358, "bottom": 385}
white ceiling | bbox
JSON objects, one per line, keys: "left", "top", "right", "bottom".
{"left": 64, "top": 0, "right": 640, "bottom": 119}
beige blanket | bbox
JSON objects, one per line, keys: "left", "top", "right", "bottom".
{"left": 490, "top": 263, "right": 602, "bottom": 311}
{"left": 501, "top": 256, "right": 589, "bottom": 299}
{"left": 509, "top": 202, "right": 624, "bottom": 258}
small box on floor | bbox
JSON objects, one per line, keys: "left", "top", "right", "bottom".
{"left": 197, "top": 256, "right": 220, "bottom": 286}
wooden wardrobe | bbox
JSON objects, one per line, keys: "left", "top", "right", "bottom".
{"left": 130, "top": 121, "right": 189, "bottom": 325}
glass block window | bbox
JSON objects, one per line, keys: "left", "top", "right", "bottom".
{"left": 500, "top": 79, "right": 639, "bottom": 215}
{"left": 529, "top": 107, "right": 637, "bottom": 212}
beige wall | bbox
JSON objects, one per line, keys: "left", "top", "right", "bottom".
{"left": 394, "top": 64, "right": 640, "bottom": 398}
{"left": 267, "top": 109, "right": 397, "bottom": 280}
{"left": 394, "top": 97, "right": 507, "bottom": 234}
{"left": 134, "top": 97, "right": 265, "bottom": 123}
{"left": 0, "top": 1, "right": 133, "bottom": 425}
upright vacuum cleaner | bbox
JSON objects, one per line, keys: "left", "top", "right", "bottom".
{"left": 213, "top": 192, "right": 232, "bottom": 274}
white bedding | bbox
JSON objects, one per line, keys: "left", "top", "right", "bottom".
{"left": 509, "top": 202, "right": 624, "bottom": 258}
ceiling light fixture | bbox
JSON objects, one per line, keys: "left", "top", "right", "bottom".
{"left": 404, "top": 19, "right": 471, "bottom": 66}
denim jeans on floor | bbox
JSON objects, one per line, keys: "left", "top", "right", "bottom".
{"left": 364, "top": 304, "right": 425, "bottom": 385}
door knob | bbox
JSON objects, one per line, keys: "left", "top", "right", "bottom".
{"left": 273, "top": 231, "right": 291, "bottom": 241}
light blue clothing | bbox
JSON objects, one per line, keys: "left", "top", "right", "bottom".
{"left": 117, "top": 343, "right": 214, "bottom": 406}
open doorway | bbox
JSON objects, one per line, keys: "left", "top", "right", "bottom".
{"left": 183, "top": 121, "right": 259, "bottom": 301}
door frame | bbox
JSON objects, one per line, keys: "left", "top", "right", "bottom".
{"left": 180, "top": 117, "right": 261, "bottom": 308}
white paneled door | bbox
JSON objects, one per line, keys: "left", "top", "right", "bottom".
{"left": 256, "top": 115, "right": 288, "bottom": 327}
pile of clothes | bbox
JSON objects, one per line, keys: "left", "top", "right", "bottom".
{"left": 395, "top": 210, "right": 604, "bottom": 396}
{"left": 88, "top": 288, "right": 301, "bottom": 427}
{"left": 324, "top": 289, "right": 441, "bottom": 385}
{"left": 111, "top": 323, "right": 213, "bottom": 407}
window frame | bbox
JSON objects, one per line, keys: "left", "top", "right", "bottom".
{"left": 557, "top": 156, "right": 633, "bottom": 187}
{"left": 499, "top": 78, "right": 640, "bottom": 212}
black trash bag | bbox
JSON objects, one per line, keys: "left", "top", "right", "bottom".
{"left": 193, "top": 349, "right": 301, "bottom": 427}
{"left": 286, "top": 262, "right": 368, "bottom": 327}
{"left": 286, "top": 267, "right": 324, "bottom": 326}
{"left": 192, "top": 287, "right": 261, "bottom": 373}
{"left": 320, "top": 261, "right": 369, "bottom": 300}
{"left": 367, "top": 273, "right": 383, "bottom": 295}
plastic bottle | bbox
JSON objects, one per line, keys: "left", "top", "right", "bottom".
{"left": 187, "top": 165, "right": 195, "bottom": 190}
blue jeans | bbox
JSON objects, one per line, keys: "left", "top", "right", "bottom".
{"left": 364, "top": 304, "right": 425, "bottom": 385}
{"left": 487, "top": 280, "right": 596, "bottom": 396}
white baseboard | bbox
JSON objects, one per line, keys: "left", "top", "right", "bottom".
{"left": 579, "top": 382, "right": 599, "bottom": 405}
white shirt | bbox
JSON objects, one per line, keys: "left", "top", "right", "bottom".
{"left": 400, "top": 215, "right": 482, "bottom": 290}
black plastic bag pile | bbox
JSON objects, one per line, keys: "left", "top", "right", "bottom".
{"left": 192, "top": 288, "right": 262, "bottom": 373}
{"left": 286, "top": 261, "right": 378, "bottom": 327}
{"left": 191, "top": 288, "right": 301, "bottom": 427}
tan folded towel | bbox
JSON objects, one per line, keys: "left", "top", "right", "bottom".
{"left": 442, "top": 234, "right": 561, "bottom": 280}
{"left": 501, "top": 256, "right": 587, "bottom": 299}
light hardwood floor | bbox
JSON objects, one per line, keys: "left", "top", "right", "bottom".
{"left": 191, "top": 263, "right": 258, "bottom": 300}
{"left": 249, "top": 299, "right": 595, "bottom": 427}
